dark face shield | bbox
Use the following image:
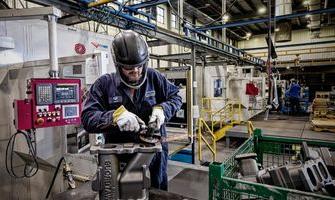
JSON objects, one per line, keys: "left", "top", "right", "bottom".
{"left": 120, "top": 63, "right": 144, "bottom": 71}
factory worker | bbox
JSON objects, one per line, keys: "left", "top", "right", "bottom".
{"left": 81, "top": 30, "right": 182, "bottom": 190}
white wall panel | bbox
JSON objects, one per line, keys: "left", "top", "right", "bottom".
{"left": 0, "top": 20, "right": 114, "bottom": 68}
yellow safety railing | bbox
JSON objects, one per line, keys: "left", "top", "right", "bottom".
{"left": 198, "top": 118, "right": 216, "bottom": 161}
{"left": 198, "top": 98, "right": 243, "bottom": 161}
{"left": 247, "top": 121, "right": 255, "bottom": 137}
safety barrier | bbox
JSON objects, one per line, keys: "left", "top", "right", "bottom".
{"left": 198, "top": 98, "right": 243, "bottom": 161}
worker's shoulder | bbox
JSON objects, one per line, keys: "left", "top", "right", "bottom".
{"left": 147, "top": 68, "right": 165, "bottom": 78}
{"left": 95, "top": 73, "right": 112, "bottom": 83}
{"left": 94, "top": 73, "right": 119, "bottom": 86}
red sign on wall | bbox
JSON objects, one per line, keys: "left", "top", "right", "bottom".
{"left": 74, "top": 43, "right": 86, "bottom": 55}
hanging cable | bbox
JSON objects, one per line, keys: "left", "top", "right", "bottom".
{"left": 45, "top": 157, "right": 65, "bottom": 199}
{"left": 5, "top": 129, "right": 39, "bottom": 178}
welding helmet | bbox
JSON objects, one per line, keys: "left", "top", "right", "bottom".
{"left": 112, "top": 30, "right": 149, "bottom": 89}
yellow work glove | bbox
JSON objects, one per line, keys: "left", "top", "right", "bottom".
{"left": 113, "top": 105, "right": 145, "bottom": 132}
{"left": 148, "top": 106, "right": 165, "bottom": 130}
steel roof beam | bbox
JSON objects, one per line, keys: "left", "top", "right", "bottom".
{"left": 25, "top": 0, "right": 265, "bottom": 66}
{"left": 147, "top": 39, "right": 169, "bottom": 47}
{"left": 129, "top": 0, "right": 168, "bottom": 10}
{"left": 197, "top": 7, "right": 335, "bottom": 31}
{"left": 244, "top": 0, "right": 257, "bottom": 12}
{"left": 0, "top": 6, "right": 61, "bottom": 20}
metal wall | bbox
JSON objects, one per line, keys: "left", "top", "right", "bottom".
{"left": 0, "top": 19, "right": 114, "bottom": 68}
{"left": 238, "top": 26, "right": 335, "bottom": 65}
{"left": 238, "top": 26, "right": 335, "bottom": 49}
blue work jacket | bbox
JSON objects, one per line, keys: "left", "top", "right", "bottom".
{"left": 81, "top": 68, "right": 182, "bottom": 142}
{"left": 288, "top": 83, "right": 301, "bottom": 99}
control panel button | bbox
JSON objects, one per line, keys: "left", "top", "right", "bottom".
{"left": 36, "top": 118, "right": 44, "bottom": 125}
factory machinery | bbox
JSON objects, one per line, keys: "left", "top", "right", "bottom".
{"left": 198, "top": 65, "right": 267, "bottom": 162}
{"left": 0, "top": 3, "right": 270, "bottom": 199}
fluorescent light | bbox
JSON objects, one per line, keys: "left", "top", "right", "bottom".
{"left": 303, "top": 0, "right": 310, "bottom": 6}
{"left": 222, "top": 15, "right": 229, "bottom": 22}
{"left": 275, "top": 28, "right": 280, "bottom": 32}
{"left": 258, "top": 7, "right": 266, "bottom": 14}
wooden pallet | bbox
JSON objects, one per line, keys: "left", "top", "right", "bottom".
{"left": 312, "top": 126, "right": 335, "bottom": 133}
{"left": 326, "top": 114, "right": 335, "bottom": 119}
{"left": 311, "top": 119, "right": 335, "bottom": 133}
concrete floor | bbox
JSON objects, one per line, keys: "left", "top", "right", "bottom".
{"left": 230, "top": 113, "right": 335, "bottom": 141}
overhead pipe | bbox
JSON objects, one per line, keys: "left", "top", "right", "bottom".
{"left": 48, "top": 15, "right": 59, "bottom": 78}
{"left": 88, "top": 0, "right": 115, "bottom": 8}
{"left": 85, "top": 6, "right": 156, "bottom": 30}
{"left": 308, "top": 0, "right": 321, "bottom": 34}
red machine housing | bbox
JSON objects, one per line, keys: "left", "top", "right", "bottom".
{"left": 14, "top": 78, "right": 82, "bottom": 130}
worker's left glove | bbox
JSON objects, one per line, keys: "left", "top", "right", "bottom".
{"left": 149, "top": 106, "right": 165, "bottom": 130}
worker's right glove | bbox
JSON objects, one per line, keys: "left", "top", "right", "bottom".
{"left": 113, "top": 105, "right": 145, "bottom": 132}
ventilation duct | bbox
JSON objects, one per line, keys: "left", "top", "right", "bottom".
{"left": 308, "top": 0, "right": 321, "bottom": 37}
{"left": 275, "top": 0, "right": 292, "bottom": 42}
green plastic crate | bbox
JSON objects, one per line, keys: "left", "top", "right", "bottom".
{"left": 209, "top": 129, "right": 335, "bottom": 200}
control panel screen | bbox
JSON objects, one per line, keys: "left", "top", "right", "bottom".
{"left": 62, "top": 104, "right": 79, "bottom": 119}
{"left": 36, "top": 84, "right": 53, "bottom": 105}
{"left": 54, "top": 84, "right": 78, "bottom": 104}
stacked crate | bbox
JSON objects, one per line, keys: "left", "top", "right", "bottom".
{"left": 311, "top": 91, "right": 335, "bottom": 132}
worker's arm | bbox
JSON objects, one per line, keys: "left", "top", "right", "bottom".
{"left": 81, "top": 75, "right": 115, "bottom": 133}
{"left": 155, "top": 72, "right": 183, "bottom": 122}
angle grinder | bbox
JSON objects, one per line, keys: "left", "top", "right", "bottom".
{"left": 139, "top": 121, "right": 161, "bottom": 144}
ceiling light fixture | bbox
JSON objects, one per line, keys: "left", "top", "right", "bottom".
{"left": 303, "top": 0, "right": 310, "bottom": 6}
{"left": 222, "top": 15, "right": 229, "bottom": 22}
{"left": 198, "top": 3, "right": 211, "bottom": 9}
{"left": 258, "top": 7, "right": 266, "bottom": 14}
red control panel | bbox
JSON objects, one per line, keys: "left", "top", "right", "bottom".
{"left": 14, "top": 78, "right": 82, "bottom": 130}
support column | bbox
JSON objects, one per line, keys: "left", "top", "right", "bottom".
{"left": 178, "top": 0, "right": 183, "bottom": 54}
{"left": 222, "top": 0, "right": 227, "bottom": 44}
{"left": 267, "top": 0, "right": 272, "bottom": 105}
{"left": 191, "top": 45, "right": 197, "bottom": 164}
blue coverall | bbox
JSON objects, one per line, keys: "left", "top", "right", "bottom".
{"left": 81, "top": 68, "right": 182, "bottom": 190}
{"left": 288, "top": 83, "right": 301, "bottom": 114}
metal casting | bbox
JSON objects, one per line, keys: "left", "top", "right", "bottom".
{"left": 91, "top": 143, "right": 162, "bottom": 200}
